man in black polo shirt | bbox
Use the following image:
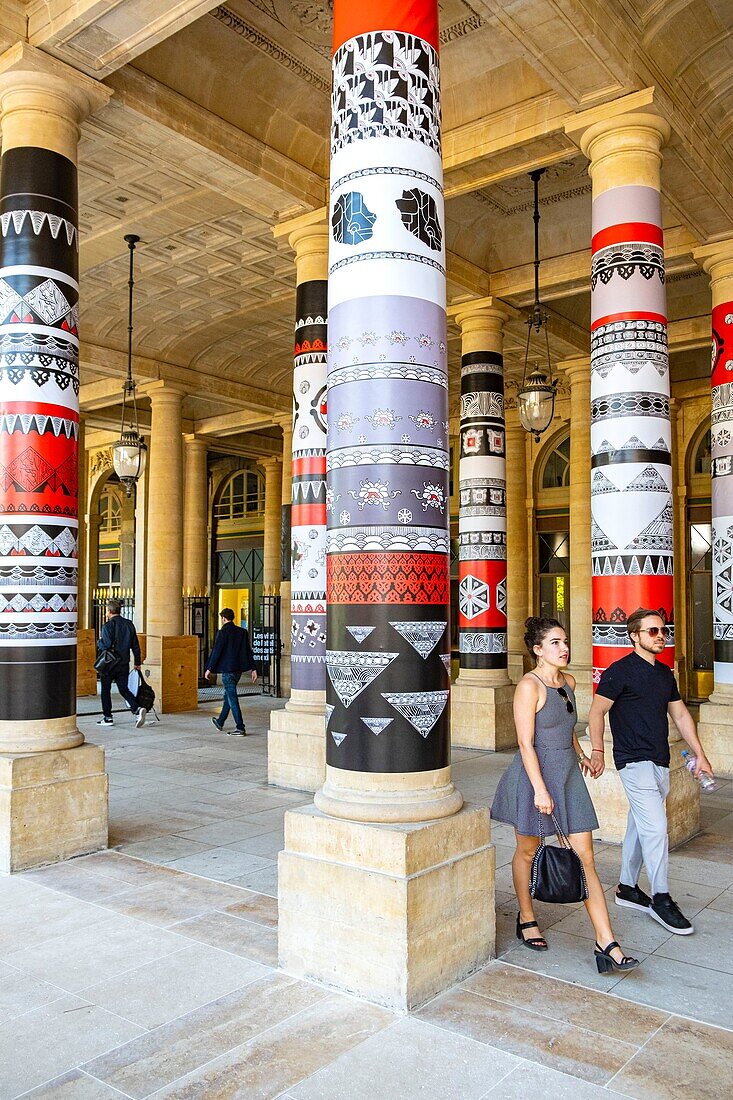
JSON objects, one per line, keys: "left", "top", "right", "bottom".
{"left": 588, "top": 607, "right": 713, "bottom": 935}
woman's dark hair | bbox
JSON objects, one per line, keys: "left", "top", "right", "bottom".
{"left": 524, "top": 616, "right": 563, "bottom": 658}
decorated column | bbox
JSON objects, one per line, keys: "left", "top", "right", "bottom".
{"left": 697, "top": 238, "right": 733, "bottom": 776}
{"left": 569, "top": 95, "right": 697, "bottom": 844}
{"left": 0, "top": 43, "right": 109, "bottom": 870}
{"left": 451, "top": 298, "right": 515, "bottom": 750}
{"left": 268, "top": 212, "right": 328, "bottom": 791}
{"left": 505, "top": 407, "right": 530, "bottom": 682}
{"left": 563, "top": 356, "right": 593, "bottom": 719}
{"left": 278, "top": 0, "right": 494, "bottom": 1012}
{"left": 279, "top": 415, "right": 293, "bottom": 694}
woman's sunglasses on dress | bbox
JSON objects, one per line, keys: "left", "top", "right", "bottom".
{"left": 639, "top": 626, "right": 670, "bottom": 638}
{"left": 557, "top": 686, "right": 574, "bottom": 715}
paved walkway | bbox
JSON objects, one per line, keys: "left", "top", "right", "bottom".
{"left": 1, "top": 699, "right": 731, "bottom": 1097}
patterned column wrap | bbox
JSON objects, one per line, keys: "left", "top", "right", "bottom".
{"left": 711, "top": 299, "right": 733, "bottom": 684}
{"left": 0, "top": 146, "right": 79, "bottom": 720}
{"left": 458, "top": 351, "right": 507, "bottom": 671}
{"left": 290, "top": 279, "right": 327, "bottom": 692}
{"left": 589, "top": 178, "right": 674, "bottom": 683}
{"left": 326, "top": 0, "right": 451, "bottom": 774}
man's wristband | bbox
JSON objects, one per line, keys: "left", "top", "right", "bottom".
{"left": 591, "top": 748, "right": 604, "bottom": 754}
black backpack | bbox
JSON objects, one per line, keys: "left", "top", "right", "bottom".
{"left": 135, "top": 675, "right": 156, "bottom": 712}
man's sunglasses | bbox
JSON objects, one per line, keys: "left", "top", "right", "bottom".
{"left": 557, "top": 686, "right": 574, "bottom": 715}
{"left": 639, "top": 626, "right": 670, "bottom": 639}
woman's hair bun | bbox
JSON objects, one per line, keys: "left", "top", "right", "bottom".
{"left": 523, "top": 615, "right": 563, "bottom": 657}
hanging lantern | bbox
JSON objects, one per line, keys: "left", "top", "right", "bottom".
{"left": 516, "top": 169, "right": 558, "bottom": 442}
{"left": 112, "top": 234, "right": 147, "bottom": 495}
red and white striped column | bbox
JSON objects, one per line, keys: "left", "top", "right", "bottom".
{"left": 576, "top": 109, "right": 674, "bottom": 685}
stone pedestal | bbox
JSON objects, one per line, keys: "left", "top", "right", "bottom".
{"left": 0, "top": 744, "right": 108, "bottom": 873}
{"left": 578, "top": 731, "right": 699, "bottom": 845}
{"left": 697, "top": 696, "right": 733, "bottom": 778}
{"left": 76, "top": 628, "right": 97, "bottom": 697}
{"left": 144, "top": 635, "right": 198, "bottom": 713}
{"left": 268, "top": 690, "right": 325, "bottom": 791}
{"left": 278, "top": 803, "right": 495, "bottom": 1012}
{"left": 451, "top": 675, "right": 516, "bottom": 751}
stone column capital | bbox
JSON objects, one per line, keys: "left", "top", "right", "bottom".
{"left": 183, "top": 433, "right": 207, "bottom": 451}
{"left": 694, "top": 236, "right": 733, "bottom": 295}
{"left": 141, "top": 380, "right": 186, "bottom": 405}
{"left": 559, "top": 356, "right": 591, "bottom": 385}
{"left": 565, "top": 89, "right": 669, "bottom": 194}
{"left": 273, "top": 207, "right": 329, "bottom": 284}
{"left": 0, "top": 42, "right": 109, "bottom": 160}
{"left": 451, "top": 297, "right": 509, "bottom": 358}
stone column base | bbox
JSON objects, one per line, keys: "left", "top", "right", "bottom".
{"left": 451, "top": 680, "right": 516, "bottom": 751}
{"left": 697, "top": 697, "right": 733, "bottom": 777}
{"left": 268, "top": 693, "right": 325, "bottom": 791}
{"left": 577, "top": 732, "right": 699, "bottom": 846}
{"left": 278, "top": 803, "right": 495, "bottom": 1012}
{"left": 143, "top": 635, "right": 198, "bottom": 713}
{"left": 0, "top": 744, "right": 108, "bottom": 873}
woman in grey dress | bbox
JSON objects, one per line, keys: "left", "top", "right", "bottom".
{"left": 492, "top": 617, "right": 639, "bottom": 974}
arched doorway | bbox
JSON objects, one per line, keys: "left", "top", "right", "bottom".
{"left": 535, "top": 430, "right": 571, "bottom": 635}
{"left": 212, "top": 465, "right": 265, "bottom": 632}
{"left": 686, "top": 423, "right": 713, "bottom": 701}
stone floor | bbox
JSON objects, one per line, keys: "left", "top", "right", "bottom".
{"left": 1, "top": 696, "right": 732, "bottom": 1098}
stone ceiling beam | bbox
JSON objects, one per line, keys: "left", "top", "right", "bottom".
{"left": 30, "top": 1, "right": 222, "bottom": 79}
{"left": 194, "top": 410, "right": 278, "bottom": 437}
{"left": 105, "top": 66, "right": 326, "bottom": 210}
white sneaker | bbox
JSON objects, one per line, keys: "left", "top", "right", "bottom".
{"left": 97, "top": 717, "right": 113, "bottom": 726}
{"left": 135, "top": 709, "right": 147, "bottom": 729}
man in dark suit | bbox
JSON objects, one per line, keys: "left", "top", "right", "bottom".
{"left": 205, "top": 607, "right": 257, "bottom": 735}
{"left": 97, "top": 599, "right": 145, "bottom": 727}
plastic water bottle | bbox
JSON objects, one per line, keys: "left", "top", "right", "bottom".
{"left": 681, "top": 750, "right": 717, "bottom": 792}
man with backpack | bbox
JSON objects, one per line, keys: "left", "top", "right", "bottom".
{"left": 96, "top": 599, "right": 147, "bottom": 728}
{"left": 205, "top": 607, "right": 257, "bottom": 735}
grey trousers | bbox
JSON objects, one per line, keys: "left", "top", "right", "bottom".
{"left": 618, "top": 760, "right": 670, "bottom": 897}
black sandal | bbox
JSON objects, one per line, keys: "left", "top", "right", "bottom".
{"left": 516, "top": 913, "right": 548, "bottom": 951}
{"left": 594, "top": 940, "right": 639, "bottom": 974}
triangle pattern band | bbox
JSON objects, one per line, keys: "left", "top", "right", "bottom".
{"left": 331, "top": 731, "right": 347, "bottom": 746}
{"left": 325, "top": 703, "right": 334, "bottom": 727}
{"left": 440, "top": 654, "right": 451, "bottom": 674}
{"left": 389, "top": 620, "right": 446, "bottom": 659}
{"left": 0, "top": 209, "right": 78, "bottom": 249}
{"left": 381, "top": 690, "right": 450, "bottom": 737}
{"left": 326, "top": 650, "right": 400, "bottom": 707}
{"left": 361, "top": 717, "right": 394, "bottom": 736}
{"left": 345, "top": 625, "right": 376, "bottom": 643}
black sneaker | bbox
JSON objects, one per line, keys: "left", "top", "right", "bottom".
{"left": 211, "top": 717, "right": 223, "bottom": 732}
{"left": 227, "top": 727, "right": 247, "bottom": 736}
{"left": 615, "top": 882, "right": 652, "bottom": 913}
{"left": 649, "top": 893, "right": 694, "bottom": 935}
{"left": 97, "top": 717, "right": 113, "bottom": 726}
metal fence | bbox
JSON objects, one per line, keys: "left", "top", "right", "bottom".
{"left": 91, "top": 586, "right": 135, "bottom": 639}
{"left": 254, "top": 593, "right": 281, "bottom": 697}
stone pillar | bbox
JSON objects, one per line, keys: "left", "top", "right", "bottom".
{"left": 143, "top": 383, "right": 196, "bottom": 711}
{"left": 451, "top": 298, "right": 514, "bottom": 749}
{"left": 563, "top": 357, "right": 593, "bottom": 721}
{"left": 567, "top": 97, "right": 698, "bottom": 842}
{"left": 133, "top": 462, "right": 147, "bottom": 632}
{"left": 696, "top": 237, "right": 733, "bottom": 776}
{"left": 278, "top": 0, "right": 494, "bottom": 1012}
{"left": 268, "top": 215, "right": 328, "bottom": 790}
{"left": 505, "top": 409, "right": 529, "bottom": 682}
{"left": 262, "top": 457, "right": 282, "bottom": 589}
{"left": 183, "top": 434, "right": 208, "bottom": 592}
{"left": 279, "top": 417, "right": 293, "bottom": 694}
{"left": 0, "top": 43, "right": 109, "bottom": 871}
{"left": 76, "top": 418, "right": 88, "bottom": 630}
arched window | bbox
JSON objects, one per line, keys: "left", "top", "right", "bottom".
{"left": 693, "top": 428, "right": 712, "bottom": 475}
{"left": 541, "top": 434, "right": 571, "bottom": 488}
{"left": 99, "top": 485, "right": 122, "bottom": 532}
{"left": 215, "top": 470, "right": 264, "bottom": 521}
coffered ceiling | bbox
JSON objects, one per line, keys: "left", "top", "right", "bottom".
{"left": 16, "top": 0, "right": 728, "bottom": 443}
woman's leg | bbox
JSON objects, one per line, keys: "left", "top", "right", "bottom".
{"left": 512, "top": 830, "right": 544, "bottom": 940}
{"left": 569, "top": 831, "right": 628, "bottom": 964}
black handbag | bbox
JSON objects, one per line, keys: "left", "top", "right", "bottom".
{"left": 530, "top": 813, "right": 589, "bottom": 904}
{"left": 94, "top": 619, "right": 119, "bottom": 673}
